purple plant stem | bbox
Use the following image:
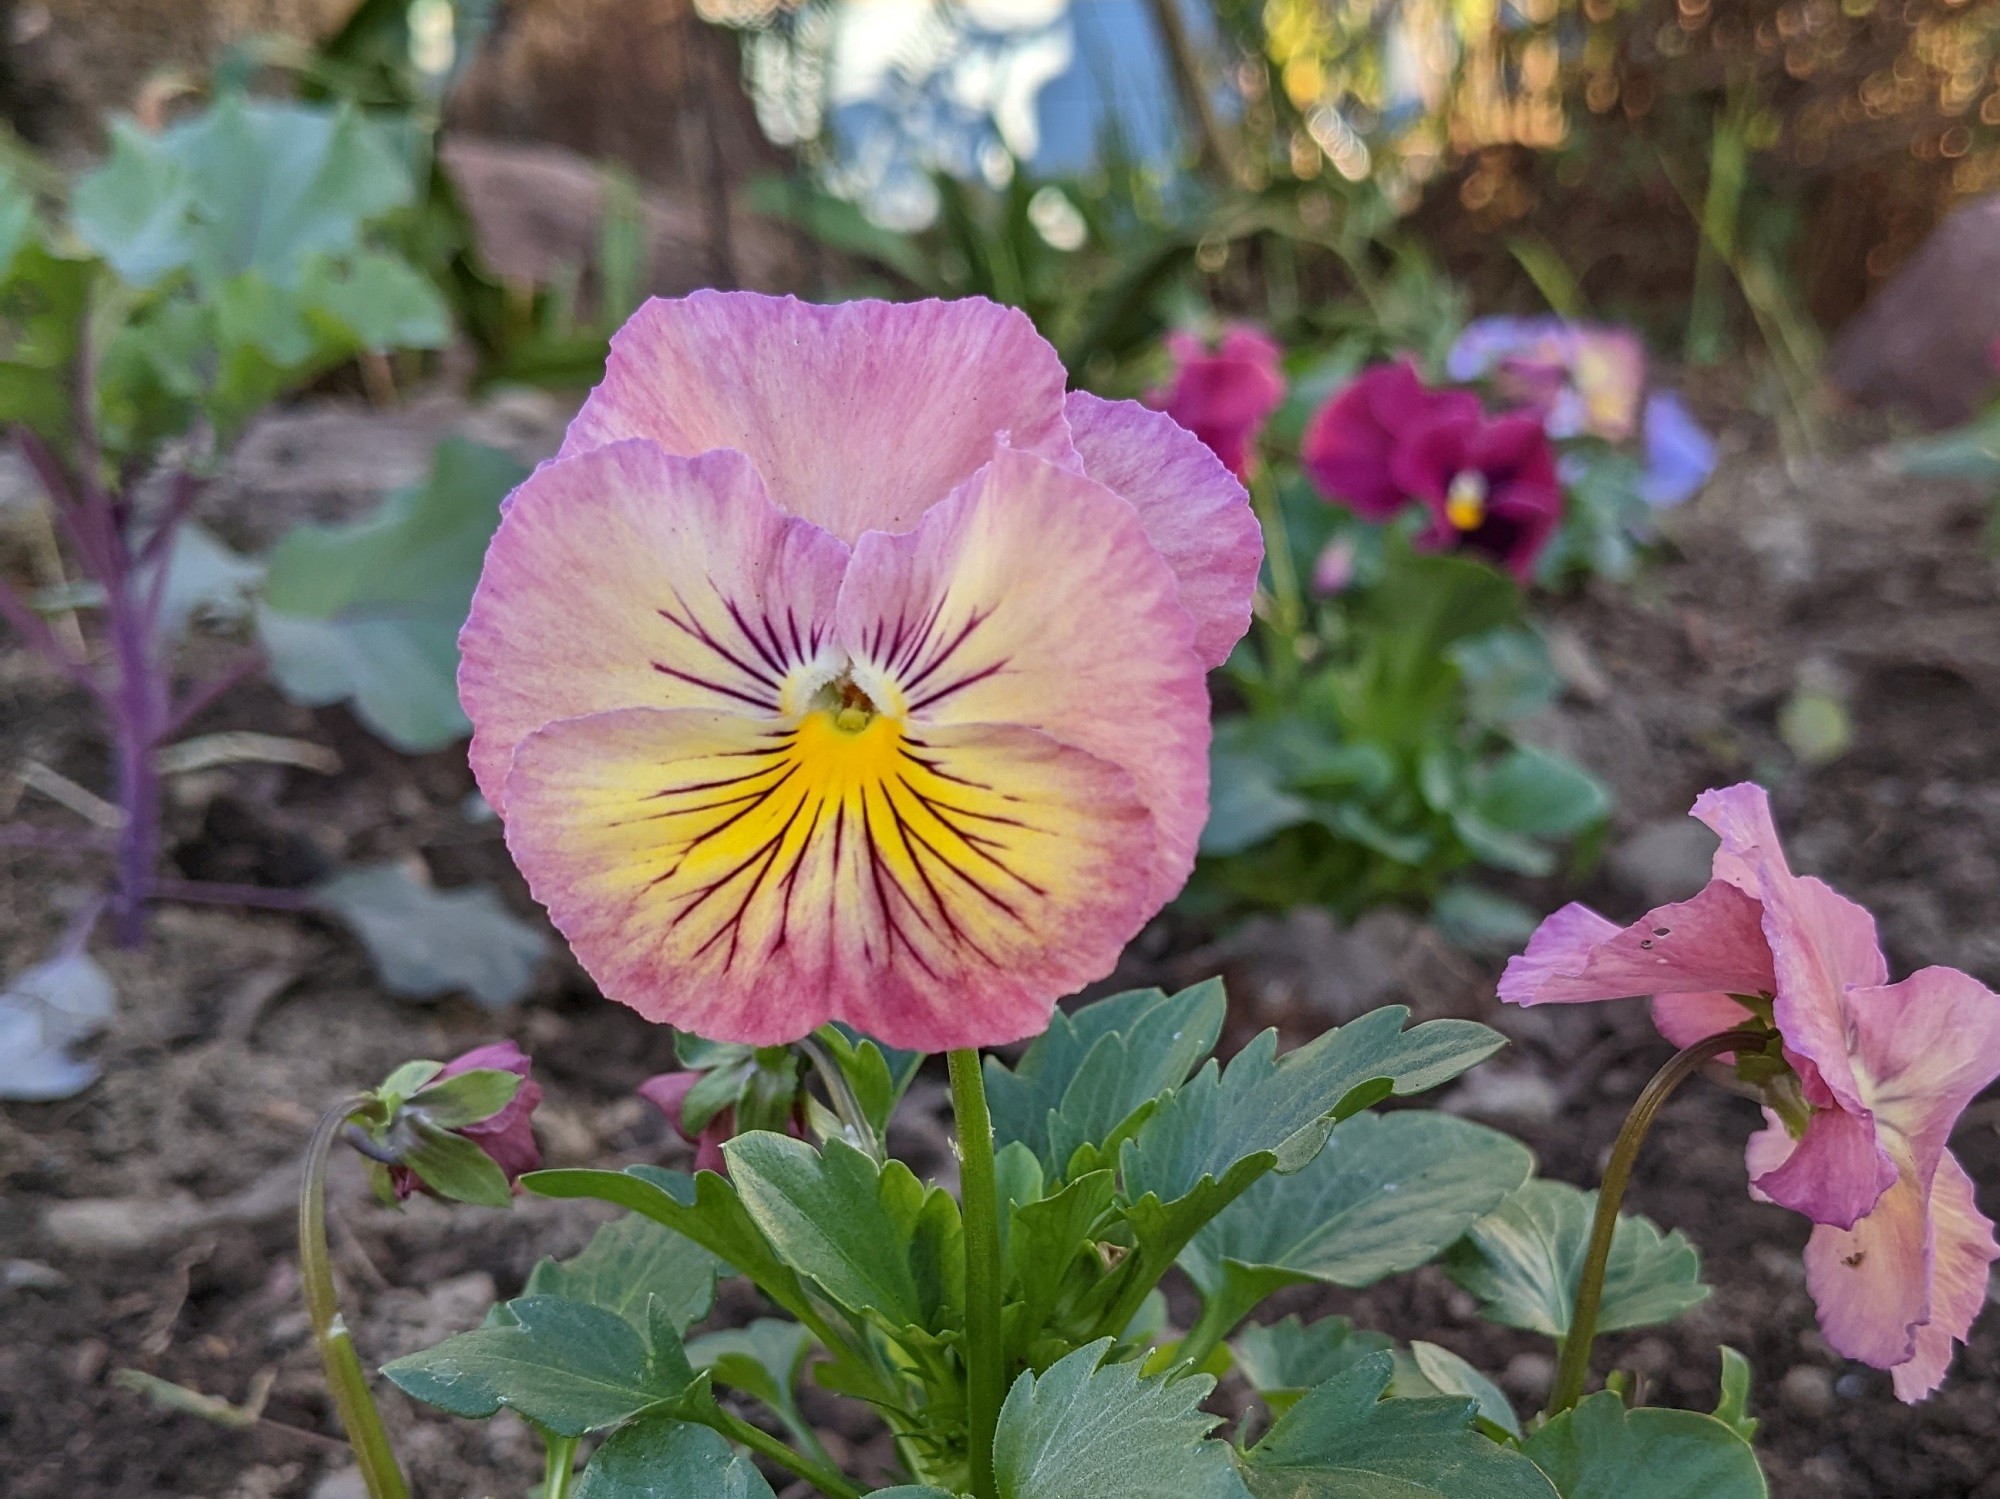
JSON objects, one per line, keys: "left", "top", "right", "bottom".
{"left": 162, "top": 651, "right": 261, "bottom": 740}
{"left": 107, "top": 550, "right": 164, "bottom": 947}
{"left": 145, "top": 877, "right": 318, "bottom": 912}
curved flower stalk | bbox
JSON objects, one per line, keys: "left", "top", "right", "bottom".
{"left": 460, "top": 292, "right": 1262, "bottom": 1052}
{"left": 1502, "top": 782, "right": 2000, "bottom": 1401}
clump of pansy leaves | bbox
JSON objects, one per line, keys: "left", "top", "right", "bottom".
{"left": 300, "top": 294, "right": 1999, "bottom": 1499}
{"left": 1170, "top": 317, "right": 1715, "bottom": 939}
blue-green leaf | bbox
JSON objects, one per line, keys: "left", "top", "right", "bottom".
{"left": 314, "top": 863, "right": 547, "bottom": 1010}
{"left": 525, "top": 1213, "right": 720, "bottom": 1338}
{"left": 572, "top": 1411, "right": 778, "bottom": 1499}
{"left": 1446, "top": 1179, "right": 1710, "bottom": 1339}
{"left": 1239, "top": 1353, "right": 1557, "bottom": 1498}
{"left": 1521, "top": 1394, "right": 1766, "bottom": 1498}
{"left": 993, "top": 1341, "right": 1247, "bottom": 1499}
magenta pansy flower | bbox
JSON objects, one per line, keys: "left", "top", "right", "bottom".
{"left": 1392, "top": 407, "right": 1564, "bottom": 582}
{"left": 1300, "top": 359, "right": 1478, "bottom": 519}
{"left": 459, "top": 293, "right": 1261, "bottom": 1052}
{"left": 1149, "top": 325, "right": 1286, "bottom": 480}
{"left": 1501, "top": 783, "right": 2000, "bottom": 1400}
{"left": 389, "top": 1041, "right": 543, "bottom": 1200}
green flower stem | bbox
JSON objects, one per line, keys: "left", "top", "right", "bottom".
{"left": 300, "top": 1096, "right": 410, "bottom": 1499}
{"left": 710, "top": 1405, "right": 863, "bottom": 1499}
{"left": 1548, "top": 1026, "right": 1771, "bottom": 1416}
{"left": 1248, "top": 466, "right": 1303, "bottom": 690}
{"left": 539, "top": 1433, "right": 578, "bottom": 1499}
{"left": 948, "top": 1048, "right": 1006, "bottom": 1499}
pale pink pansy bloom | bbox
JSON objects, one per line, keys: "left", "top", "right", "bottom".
{"left": 1500, "top": 783, "right": 2000, "bottom": 1400}
{"left": 460, "top": 293, "right": 1261, "bottom": 1053}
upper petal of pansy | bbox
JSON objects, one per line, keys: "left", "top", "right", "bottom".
{"left": 1693, "top": 783, "right": 1887, "bottom": 1118}
{"left": 558, "top": 292, "right": 1073, "bottom": 541}
{"left": 832, "top": 447, "right": 1211, "bottom": 908}
{"left": 458, "top": 441, "right": 850, "bottom": 811}
{"left": 499, "top": 706, "right": 1158, "bottom": 1051}
{"left": 1843, "top": 967, "right": 2000, "bottom": 1182}
{"left": 1497, "top": 883, "right": 1776, "bottom": 1008}
{"left": 1063, "top": 392, "right": 1262, "bottom": 669}
{"left": 1892, "top": 1150, "right": 1997, "bottom": 1402}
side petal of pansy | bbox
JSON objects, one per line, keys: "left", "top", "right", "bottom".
{"left": 500, "top": 706, "right": 1157, "bottom": 1050}
{"left": 1496, "top": 882, "right": 1776, "bottom": 1008}
{"left": 1063, "top": 392, "right": 1262, "bottom": 669}
{"left": 557, "top": 292, "right": 1073, "bottom": 542}
{"left": 832, "top": 447, "right": 1212, "bottom": 907}
{"left": 458, "top": 441, "right": 850, "bottom": 811}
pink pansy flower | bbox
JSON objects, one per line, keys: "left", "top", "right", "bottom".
{"left": 1501, "top": 783, "right": 2000, "bottom": 1400}
{"left": 1392, "top": 407, "right": 1564, "bottom": 582}
{"left": 1301, "top": 359, "right": 1479, "bottom": 519}
{"left": 460, "top": 293, "right": 1262, "bottom": 1053}
{"left": 1149, "top": 325, "right": 1286, "bottom": 480}
{"left": 639, "top": 1069, "right": 806, "bottom": 1175}
{"left": 389, "top": 1041, "right": 543, "bottom": 1200}
{"left": 1447, "top": 316, "right": 1648, "bottom": 442}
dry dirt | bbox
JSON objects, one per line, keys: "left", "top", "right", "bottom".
{"left": 3, "top": 394, "right": 1999, "bottom": 1498}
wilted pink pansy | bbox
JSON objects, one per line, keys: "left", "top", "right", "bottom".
{"left": 1501, "top": 784, "right": 2000, "bottom": 1400}
{"left": 460, "top": 293, "right": 1261, "bottom": 1052}
{"left": 1150, "top": 326, "right": 1286, "bottom": 480}
{"left": 389, "top": 1041, "right": 543, "bottom": 1201}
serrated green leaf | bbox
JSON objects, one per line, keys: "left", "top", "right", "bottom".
{"left": 572, "top": 1412, "right": 778, "bottom": 1499}
{"left": 1446, "top": 1180, "right": 1710, "bottom": 1339}
{"left": 304, "top": 250, "right": 451, "bottom": 350}
{"left": 526, "top": 1213, "right": 720, "bottom": 1338}
{"left": 686, "top": 1318, "right": 817, "bottom": 1451}
{"left": 1118, "top": 1010, "right": 1506, "bottom": 1267}
{"left": 1397, "top": 1343, "right": 1520, "bottom": 1439}
{"left": 985, "top": 983, "right": 1223, "bottom": 1172}
{"left": 409, "top": 1068, "right": 522, "bottom": 1130}
{"left": 1233, "top": 1316, "right": 1393, "bottom": 1418}
{"left": 400, "top": 1118, "right": 514, "bottom": 1207}
{"left": 724, "top": 1132, "right": 962, "bottom": 1333}
{"left": 258, "top": 437, "right": 527, "bottom": 750}
{"left": 380, "top": 1295, "right": 699, "bottom": 1437}
{"left": 1184, "top": 1112, "right": 1534, "bottom": 1296}
{"left": 1005, "top": 1168, "right": 1117, "bottom": 1350}
{"left": 1043, "top": 980, "right": 1228, "bottom": 1176}
{"left": 524, "top": 1165, "right": 822, "bottom": 1334}
{"left": 993, "top": 1341, "right": 1247, "bottom": 1499}
{"left": 1521, "top": 1393, "right": 1766, "bottom": 1499}
{"left": 314, "top": 863, "right": 548, "bottom": 1009}
{"left": 1240, "top": 1353, "right": 1557, "bottom": 1499}
{"left": 814, "top": 1023, "right": 923, "bottom": 1137}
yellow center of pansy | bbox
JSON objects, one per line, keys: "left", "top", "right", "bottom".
{"left": 1446, "top": 470, "right": 1488, "bottom": 531}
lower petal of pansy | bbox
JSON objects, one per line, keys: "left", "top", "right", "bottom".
{"left": 1752, "top": 1101, "right": 1898, "bottom": 1229}
{"left": 1803, "top": 1145, "right": 1931, "bottom": 1370}
{"left": 1064, "top": 393, "right": 1262, "bottom": 670}
{"left": 834, "top": 447, "right": 1211, "bottom": 907}
{"left": 500, "top": 706, "right": 1157, "bottom": 1051}
{"left": 1892, "top": 1150, "right": 1997, "bottom": 1402}
{"left": 459, "top": 441, "right": 849, "bottom": 811}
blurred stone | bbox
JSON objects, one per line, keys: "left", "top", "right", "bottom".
{"left": 1545, "top": 624, "right": 1611, "bottom": 704}
{"left": 310, "top": 1470, "right": 368, "bottom": 1499}
{"left": 1501, "top": 1351, "right": 1555, "bottom": 1399}
{"left": 1829, "top": 194, "right": 2000, "bottom": 428}
{"left": 1781, "top": 1363, "right": 1836, "bottom": 1418}
{"left": 1608, "top": 816, "right": 1718, "bottom": 909}
{"left": 41, "top": 1165, "right": 296, "bottom": 1253}
{"left": 1441, "top": 1061, "right": 1562, "bottom": 1126}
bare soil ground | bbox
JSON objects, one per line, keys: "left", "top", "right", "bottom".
{"left": 3, "top": 393, "right": 1998, "bottom": 1498}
